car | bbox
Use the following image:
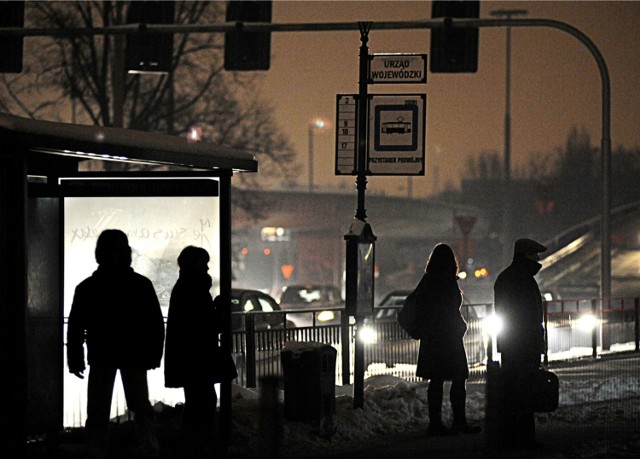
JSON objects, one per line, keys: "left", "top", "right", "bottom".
{"left": 230, "top": 288, "right": 294, "bottom": 331}
{"left": 277, "top": 284, "right": 345, "bottom": 328}
{"left": 361, "top": 290, "right": 487, "bottom": 367}
{"left": 374, "top": 290, "right": 412, "bottom": 320}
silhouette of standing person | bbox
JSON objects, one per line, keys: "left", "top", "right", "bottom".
{"left": 493, "top": 238, "right": 547, "bottom": 448}
{"left": 67, "top": 229, "right": 164, "bottom": 459}
{"left": 164, "top": 246, "right": 229, "bottom": 457}
{"left": 415, "top": 243, "right": 481, "bottom": 436}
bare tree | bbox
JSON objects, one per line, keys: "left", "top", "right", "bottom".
{"left": 0, "top": 1, "right": 297, "bottom": 192}
{"left": 464, "top": 150, "right": 502, "bottom": 180}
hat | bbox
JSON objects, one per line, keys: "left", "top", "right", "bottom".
{"left": 514, "top": 238, "right": 547, "bottom": 256}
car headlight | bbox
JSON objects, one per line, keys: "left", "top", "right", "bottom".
{"left": 575, "top": 313, "right": 598, "bottom": 332}
{"left": 358, "top": 325, "right": 377, "bottom": 344}
{"left": 317, "top": 310, "right": 335, "bottom": 322}
{"left": 483, "top": 313, "right": 503, "bottom": 336}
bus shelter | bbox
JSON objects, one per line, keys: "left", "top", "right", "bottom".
{"left": 0, "top": 113, "right": 257, "bottom": 455}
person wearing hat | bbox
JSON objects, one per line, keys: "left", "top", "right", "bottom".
{"left": 493, "top": 238, "right": 547, "bottom": 449}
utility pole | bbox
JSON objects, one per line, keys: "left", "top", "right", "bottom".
{"left": 490, "top": 9, "right": 528, "bottom": 265}
{"left": 109, "top": 2, "right": 125, "bottom": 129}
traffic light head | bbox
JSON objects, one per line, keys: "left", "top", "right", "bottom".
{"left": 125, "top": 1, "right": 175, "bottom": 74}
{"left": 224, "top": 1, "right": 272, "bottom": 71}
{"left": 0, "top": 1, "right": 25, "bottom": 73}
{"left": 430, "top": 0, "right": 480, "bottom": 73}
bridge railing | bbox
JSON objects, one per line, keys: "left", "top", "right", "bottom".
{"left": 542, "top": 297, "right": 640, "bottom": 363}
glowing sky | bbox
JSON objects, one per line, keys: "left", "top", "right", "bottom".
{"left": 257, "top": 1, "right": 640, "bottom": 197}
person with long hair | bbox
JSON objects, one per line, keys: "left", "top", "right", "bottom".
{"left": 414, "top": 243, "right": 481, "bottom": 436}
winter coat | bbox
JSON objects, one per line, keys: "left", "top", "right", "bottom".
{"left": 415, "top": 272, "right": 470, "bottom": 380}
{"left": 67, "top": 266, "right": 165, "bottom": 371}
{"left": 493, "top": 256, "right": 545, "bottom": 360}
{"left": 164, "top": 274, "right": 225, "bottom": 388}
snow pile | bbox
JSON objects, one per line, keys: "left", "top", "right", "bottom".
{"left": 223, "top": 360, "right": 640, "bottom": 457}
{"left": 227, "top": 375, "right": 483, "bottom": 456}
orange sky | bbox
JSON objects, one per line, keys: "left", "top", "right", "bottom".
{"left": 255, "top": 1, "right": 640, "bottom": 197}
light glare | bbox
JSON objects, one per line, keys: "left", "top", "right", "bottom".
{"left": 576, "top": 313, "right": 598, "bottom": 332}
{"left": 317, "top": 310, "right": 335, "bottom": 322}
{"left": 359, "top": 326, "right": 377, "bottom": 344}
{"left": 484, "top": 313, "right": 503, "bottom": 335}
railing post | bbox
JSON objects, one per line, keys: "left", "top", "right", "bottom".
{"left": 601, "top": 296, "right": 611, "bottom": 351}
{"left": 634, "top": 297, "right": 639, "bottom": 352}
{"left": 245, "top": 313, "right": 257, "bottom": 388}
{"left": 543, "top": 301, "right": 549, "bottom": 366}
{"left": 591, "top": 299, "right": 598, "bottom": 358}
{"left": 487, "top": 303, "right": 495, "bottom": 363}
{"left": 340, "top": 313, "right": 351, "bottom": 386}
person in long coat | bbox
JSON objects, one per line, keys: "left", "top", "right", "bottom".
{"left": 415, "top": 243, "right": 481, "bottom": 436}
{"left": 164, "top": 246, "right": 229, "bottom": 455}
{"left": 493, "top": 238, "right": 547, "bottom": 448}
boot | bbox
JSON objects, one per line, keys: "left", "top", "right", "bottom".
{"left": 427, "top": 418, "right": 457, "bottom": 437}
{"left": 450, "top": 385, "right": 481, "bottom": 435}
{"left": 427, "top": 385, "right": 456, "bottom": 437}
{"left": 135, "top": 406, "right": 161, "bottom": 459}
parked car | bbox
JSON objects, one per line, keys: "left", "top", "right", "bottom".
{"left": 362, "top": 290, "right": 487, "bottom": 367}
{"left": 231, "top": 288, "right": 294, "bottom": 331}
{"left": 277, "top": 284, "right": 344, "bottom": 327}
{"left": 374, "top": 290, "right": 412, "bottom": 319}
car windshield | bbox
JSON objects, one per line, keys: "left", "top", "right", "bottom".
{"left": 378, "top": 292, "right": 411, "bottom": 307}
{"left": 281, "top": 287, "right": 321, "bottom": 304}
{"left": 280, "top": 286, "right": 340, "bottom": 305}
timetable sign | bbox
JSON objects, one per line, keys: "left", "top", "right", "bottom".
{"left": 368, "top": 94, "right": 426, "bottom": 176}
{"left": 335, "top": 94, "right": 359, "bottom": 176}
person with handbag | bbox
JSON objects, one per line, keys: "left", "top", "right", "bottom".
{"left": 493, "top": 238, "right": 548, "bottom": 449}
{"left": 164, "top": 246, "right": 236, "bottom": 457}
{"left": 415, "top": 243, "right": 481, "bottom": 436}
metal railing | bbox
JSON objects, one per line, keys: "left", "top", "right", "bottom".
{"left": 231, "top": 298, "right": 640, "bottom": 387}
{"left": 61, "top": 297, "right": 640, "bottom": 426}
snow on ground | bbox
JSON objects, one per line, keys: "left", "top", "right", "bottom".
{"left": 220, "top": 356, "right": 640, "bottom": 457}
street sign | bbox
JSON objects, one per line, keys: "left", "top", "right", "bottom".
{"left": 367, "top": 94, "right": 426, "bottom": 176}
{"left": 368, "top": 54, "right": 427, "bottom": 84}
{"left": 335, "top": 94, "right": 358, "bottom": 175}
{"left": 455, "top": 216, "right": 477, "bottom": 235}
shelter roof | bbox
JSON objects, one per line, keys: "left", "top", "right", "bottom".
{"left": 0, "top": 113, "right": 258, "bottom": 173}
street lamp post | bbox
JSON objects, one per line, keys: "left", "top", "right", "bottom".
{"left": 308, "top": 116, "right": 329, "bottom": 192}
{"left": 490, "top": 8, "right": 528, "bottom": 264}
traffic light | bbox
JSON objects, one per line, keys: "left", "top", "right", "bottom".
{"left": 125, "top": 1, "right": 175, "bottom": 74}
{"left": 430, "top": 0, "right": 480, "bottom": 73}
{"left": 224, "top": 1, "right": 272, "bottom": 71}
{"left": 0, "top": 1, "right": 25, "bottom": 73}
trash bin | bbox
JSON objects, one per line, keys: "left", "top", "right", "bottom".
{"left": 281, "top": 341, "right": 337, "bottom": 437}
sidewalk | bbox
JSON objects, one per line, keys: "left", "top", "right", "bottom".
{"left": 27, "top": 355, "right": 640, "bottom": 458}
{"left": 27, "top": 408, "right": 640, "bottom": 459}
{"left": 296, "top": 420, "right": 640, "bottom": 459}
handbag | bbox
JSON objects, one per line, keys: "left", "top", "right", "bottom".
{"left": 397, "top": 289, "right": 422, "bottom": 339}
{"left": 529, "top": 368, "right": 559, "bottom": 412}
{"left": 489, "top": 364, "right": 559, "bottom": 413}
{"left": 212, "top": 348, "right": 238, "bottom": 383}
{"left": 397, "top": 275, "right": 428, "bottom": 340}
